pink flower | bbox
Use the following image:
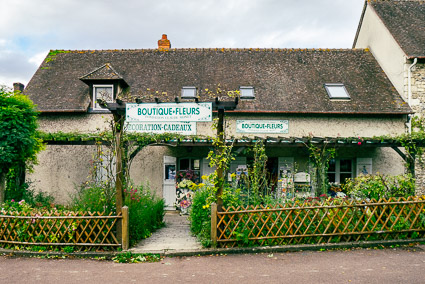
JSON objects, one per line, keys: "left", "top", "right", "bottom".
{"left": 358, "top": 142, "right": 362, "bottom": 145}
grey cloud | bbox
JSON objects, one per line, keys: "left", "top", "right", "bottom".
{"left": 0, "top": 0, "right": 364, "bottom": 86}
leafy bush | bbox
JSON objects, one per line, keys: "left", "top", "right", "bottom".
{"left": 189, "top": 175, "right": 242, "bottom": 247}
{"left": 343, "top": 174, "right": 415, "bottom": 200}
{"left": 124, "top": 183, "right": 164, "bottom": 245}
{"left": 0, "top": 86, "right": 44, "bottom": 203}
{"left": 70, "top": 181, "right": 115, "bottom": 213}
{"left": 189, "top": 186, "right": 213, "bottom": 247}
{"left": 3, "top": 181, "right": 55, "bottom": 210}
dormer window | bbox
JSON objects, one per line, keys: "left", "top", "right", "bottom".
{"left": 240, "top": 86, "right": 255, "bottom": 99}
{"left": 181, "top": 86, "right": 196, "bottom": 99}
{"left": 325, "top": 83, "right": 350, "bottom": 100}
{"left": 93, "top": 84, "right": 113, "bottom": 110}
{"left": 80, "top": 63, "right": 128, "bottom": 112}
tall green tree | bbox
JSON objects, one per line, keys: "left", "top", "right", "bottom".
{"left": 0, "top": 86, "right": 43, "bottom": 203}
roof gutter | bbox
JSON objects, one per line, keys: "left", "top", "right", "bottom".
{"left": 39, "top": 109, "right": 88, "bottom": 113}
{"left": 407, "top": 58, "right": 418, "bottom": 134}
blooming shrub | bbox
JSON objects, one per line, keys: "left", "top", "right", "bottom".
{"left": 343, "top": 174, "right": 415, "bottom": 200}
{"left": 189, "top": 174, "right": 242, "bottom": 247}
{"left": 124, "top": 183, "right": 165, "bottom": 245}
{"left": 70, "top": 181, "right": 115, "bottom": 213}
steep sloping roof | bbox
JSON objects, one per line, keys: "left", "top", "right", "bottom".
{"left": 80, "top": 63, "right": 124, "bottom": 81}
{"left": 370, "top": 0, "right": 425, "bottom": 58}
{"left": 25, "top": 48, "right": 411, "bottom": 114}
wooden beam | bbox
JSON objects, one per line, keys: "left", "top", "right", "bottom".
{"left": 391, "top": 146, "right": 407, "bottom": 161}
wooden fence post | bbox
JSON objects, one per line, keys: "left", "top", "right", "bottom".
{"left": 121, "top": 206, "right": 129, "bottom": 250}
{"left": 211, "top": 203, "right": 217, "bottom": 248}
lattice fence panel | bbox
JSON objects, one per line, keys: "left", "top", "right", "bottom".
{"left": 216, "top": 197, "right": 425, "bottom": 248}
{"left": 0, "top": 211, "right": 121, "bottom": 251}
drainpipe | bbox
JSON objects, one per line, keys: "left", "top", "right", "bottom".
{"left": 408, "top": 58, "right": 418, "bottom": 134}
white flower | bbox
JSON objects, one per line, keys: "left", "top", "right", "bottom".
{"left": 336, "top": 192, "right": 346, "bottom": 198}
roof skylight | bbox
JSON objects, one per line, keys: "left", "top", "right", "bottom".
{"left": 325, "top": 84, "right": 350, "bottom": 99}
{"left": 240, "top": 86, "right": 255, "bottom": 99}
{"left": 181, "top": 86, "right": 196, "bottom": 98}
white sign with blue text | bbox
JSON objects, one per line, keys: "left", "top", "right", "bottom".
{"left": 126, "top": 103, "right": 212, "bottom": 122}
{"left": 126, "top": 121, "right": 196, "bottom": 135}
{"left": 236, "top": 120, "right": 289, "bottom": 134}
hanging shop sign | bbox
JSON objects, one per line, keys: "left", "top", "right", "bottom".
{"left": 126, "top": 103, "right": 212, "bottom": 122}
{"left": 126, "top": 121, "right": 196, "bottom": 135}
{"left": 236, "top": 120, "right": 289, "bottom": 134}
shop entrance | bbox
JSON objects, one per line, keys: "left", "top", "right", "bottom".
{"left": 163, "top": 156, "right": 177, "bottom": 210}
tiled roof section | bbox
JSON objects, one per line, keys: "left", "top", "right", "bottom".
{"left": 25, "top": 48, "right": 411, "bottom": 114}
{"left": 80, "top": 63, "right": 124, "bottom": 80}
{"left": 371, "top": 0, "right": 425, "bottom": 58}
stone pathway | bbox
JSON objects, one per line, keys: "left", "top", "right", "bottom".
{"left": 130, "top": 211, "right": 202, "bottom": 254}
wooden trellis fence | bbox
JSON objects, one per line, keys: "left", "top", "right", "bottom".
{"left": 211, "top": 197, "right": 425, "bottom": 248}
{"left": 0, "top": 209, "right": 128, "bottom": 251}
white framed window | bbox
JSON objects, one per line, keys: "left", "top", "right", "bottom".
{"left": 181, "top": 86, "right": 197, "bottom": 98}
{"left": 328, "top": 159, "right": 353, "bottom": 184}
{"left": 240, "top": 86, "right": 255, "bottom": 99}
{"left": 93, "top": 84, "right": 114, "bottom": 110}
{"left": 177, "top": 158, "right": 201, "bottom": 183}
{"left": 324, "top": 83, "right": 350, "bottom": 99}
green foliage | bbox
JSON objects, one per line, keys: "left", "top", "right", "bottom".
{"left": 31, "top": 245, "right": 47, "bottom": 252}
{"left": 343, "top": 174, "right": 415, "bottom": 200}
{"left": 0, "top": 202, "right": 119, "bottom": 252}
{"left": 240, "top": 141, "right": 272, "bottom": 205}
{"left": 63, "top": 246, "right": 75, "bottom": 253}
{"left": 0, "top": 86, "right": 44, "bottom": 203}
{"left": 232, "top": 228, "right": 251, "bottom": 246}
{"left": 219, "top": 197, "right": 425, "bottom": 248}
{"left": 70, "top": 144, "right": 116, "bottom": 213}
{"left": 189, "top": 186, "right": 214, "bottom": 247}
{"left": 112, "top": 252, "right": 161, "bottom": 263}
{"left": 306, "top": 143, "right": 335, "bottom": 196}
{"left": 0, "top": 86, "right": 43, "bottom": 173}
{"left": 189, "top": 174, "right": 243, "bottom": 247}
{"left": 44, "top": 50, "right": 71, "bottom": 63}
{"left": 206, "top": 117, "right": 235, "bottom": 196}
{"left": 70, "top": 181, "right": 115, "bottom": 213}
{"left": 124, "top": 183, "right": 165, "bottom": 245}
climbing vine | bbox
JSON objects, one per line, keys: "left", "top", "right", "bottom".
{"left": 306, "top": 142, "right": 336, "bottom": 196}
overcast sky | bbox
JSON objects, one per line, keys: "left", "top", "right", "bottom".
{"left": 0, "top": 0, "right": 364, "bottom": 88}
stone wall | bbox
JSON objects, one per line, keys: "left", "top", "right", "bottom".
{"left": 404, "top": 62, "right": 425, "bottom": 115}
{"left": 408, "top": 62, "right": 425, "bottom": 195}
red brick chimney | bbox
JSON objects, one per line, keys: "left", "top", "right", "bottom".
{"left": 158, "top": 34, "right": 171, "bottom": 50}
{"left": 13, "top": 82, "right": 25, "bottom": 93}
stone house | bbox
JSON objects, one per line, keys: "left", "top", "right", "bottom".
{"left": 353, "top": 0, "right": 425, "bottom": 193}
{"left": 22, "top": 0, "right": 424, "bottom": 205}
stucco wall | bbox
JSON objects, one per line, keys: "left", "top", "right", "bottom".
{"left": 38, "top": 113, "right": 407, "bottom": 138}
{"left": 354, "top": 5, "right": 407, "bottom": 99}
{"left": 37, "top": 113, "right": 112, "bottom": 133}
{"left": 129, "top": 146, "right": 171, "bottom": 197}
{"left": 32, "top": 110, "right": 408, "bottom": 204}
{"left": 198, "top": 114, "right": 406, "bottom": 138}
{"left": 28, "top": 145, "right": 94, "bottom": 204}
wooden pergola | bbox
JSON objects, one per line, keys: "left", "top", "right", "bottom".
{"left": 40, "top": 98, "right": 423, "bottom": 211}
